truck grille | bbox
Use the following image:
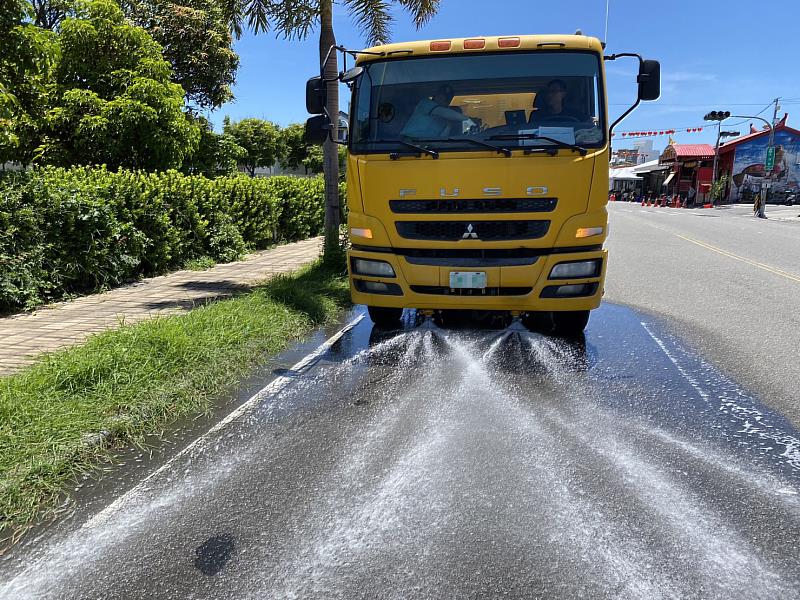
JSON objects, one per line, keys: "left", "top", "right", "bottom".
{"left": 390, "top": 198, "right": 557, "bottom": 214}
{"left": 411, "top": 285, "right": 533, "bottom": 296}
{"left": 396, "top": 220, "right": 550, "bottom": 241}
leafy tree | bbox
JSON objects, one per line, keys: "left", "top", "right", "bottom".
{"left": 185, "top": 116, "right": 246, "bottom": 176}
{"left": 124, "top": 0, "right": 239, "bottom": 109}
{"left": 28, "top": 0, "right": 239, "bottom": 109}
{"left": 280, "top": 121, "right": 321, "bottom": 174}
{"left": 223, "top": 116, "right": 283, "bottom": 176}
{"left": 0, "top": 0, "right": 57, "bottom": 165}
{"left": 234, "top": 0, "right": 441, "bottom": 258}
{"left": 280, "top": 124, "right": 345, "bottom": 177}
{"left": 38, "top": 0, "right": 199, "bottom": 170}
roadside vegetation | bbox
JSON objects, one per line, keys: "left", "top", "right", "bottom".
{"left": 0, "top": 167, "right": 345, "bottom": 313}
{"left": 0, "top": 257, "right": 349, "bottom": 545}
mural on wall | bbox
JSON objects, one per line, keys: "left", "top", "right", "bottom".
{"left": 728, "top": 130, "right": 800, "bottom": 201}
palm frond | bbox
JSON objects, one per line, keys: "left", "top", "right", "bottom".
{"left": 237, "top": 0, "right": 319, "bottom": 38}
{"left": 345, "top": 0, "right": 393, "bottom": 46}
{"left": 264, "top": 0, "right": 319, "bottom": 40}
{"left": 240, "top": 0, "right": 273, "bottom": 34}
{"left": 220, "top": 0, "right": 247, "bottom": 39}
{"left": 396, "top": 0, "right": 440, "bottom": 29}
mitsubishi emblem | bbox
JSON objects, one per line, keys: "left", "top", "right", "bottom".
{"left": 462, "top": 224, "right": 478, "bottom": 239}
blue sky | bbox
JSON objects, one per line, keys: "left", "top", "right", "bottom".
{"left": 208, "top": 0, "right": 800, "bottom": 154}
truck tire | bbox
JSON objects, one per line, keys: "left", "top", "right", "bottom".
{"left": 552, "top": 310, "right": 590, "bottom": 337}
{"left": 367, "top": 306, "right": 403, "bottom": 327}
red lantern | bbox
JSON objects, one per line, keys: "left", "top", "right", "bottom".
{"left": 621, "top": 132, "right": 626, "bottom": 137}
{"left": 659, "top": 131, "right": 664, "bottom": 135}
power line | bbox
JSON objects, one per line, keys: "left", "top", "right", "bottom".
{"left": 609, "top": 102, "right": 780, "bottom": 107}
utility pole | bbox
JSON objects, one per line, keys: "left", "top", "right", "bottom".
{"left": 711, "top": 122, "right": 721, "bottom": 205}
{"left": 759, "top": 97, "right": 780, "bottom": 218}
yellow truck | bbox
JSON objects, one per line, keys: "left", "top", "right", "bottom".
{"left": 306, "top": 34, "right": 659, "bottom": 335}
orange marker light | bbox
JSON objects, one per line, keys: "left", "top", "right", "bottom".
{"left": 576, "top": 227, "right": 604, "bottom": 238}
{"left": 498, "top": 37, "right": 521, "bottom": 48}
{"left": 350, "top": 227, "right": 373, "bottom": 239}
{"left": 463, "top": 39, "right": 485, "bottom": 50}
{"left": 430, "top": 40, "right": 451, "bottom": 51}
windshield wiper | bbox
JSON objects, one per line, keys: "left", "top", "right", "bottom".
{"left": 371, "top": 139, "right": 439, "bottom": 159}
{"left": 412, "top": 137, "right": 513, "bottom": 157}
{"left": 487, "top": 133, "right": 588, "bottom": 156}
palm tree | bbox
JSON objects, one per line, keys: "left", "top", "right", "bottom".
{"left": 233, "top": 0, "right": 441, "bottom": 260}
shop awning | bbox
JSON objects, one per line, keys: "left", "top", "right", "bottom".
{"left": 663, "top": 172, "right": 675, "bottom": 186}
{"left": 632, "top": 159, "right": 670, "bottom": 175}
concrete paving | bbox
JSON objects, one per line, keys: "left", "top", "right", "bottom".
{"left": 0, "top": 237, "right": 323, "bottom": 375}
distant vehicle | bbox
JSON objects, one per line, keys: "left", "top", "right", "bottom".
{"left": 770, "top": 188, "right": 796, "bottom": 205}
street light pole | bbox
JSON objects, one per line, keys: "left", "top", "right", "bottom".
{"left": 711, "top": 122, "right": 721, "bottom": 205}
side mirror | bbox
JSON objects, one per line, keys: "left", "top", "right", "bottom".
{"left": 340, "top": 66, "right": 363, "bottom": 83}
{"left": 638, "top": 60, "right": 660, "bottom": 101}
{"left": 306, "top": 76, "right": 326, "bottom": 114}
{"left": 304, "top": 115, "right": 329, "bottom": 145}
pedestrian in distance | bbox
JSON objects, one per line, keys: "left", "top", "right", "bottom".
{"left": 687, "top": 185, "right": 697, "bottom": 207}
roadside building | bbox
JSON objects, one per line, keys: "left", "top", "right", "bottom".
{"left": 632, "top": 159, "right": 670, "bottom": 195}
{"left": 659, "top": 142, "right": 715, "bottom": 203}
{"left": 717, "top": 114, "right": 800, "bottom": 203}
{"left": 609, "top": 164, "right": 641, "bottom": 194}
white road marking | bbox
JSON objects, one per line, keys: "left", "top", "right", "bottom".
{"left": 640, "top": 322, "right": 710, "bottom": 403}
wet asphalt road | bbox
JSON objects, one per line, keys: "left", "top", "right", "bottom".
{"left": 605, "top": 202, "right": 800, "bottom": 428}
{"left": 2, "top": 303, "right": 800, "bottom": 599}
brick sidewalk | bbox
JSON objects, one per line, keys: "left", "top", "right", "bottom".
{"left": 0, "top": 237, "right": 323, "bottom": 376}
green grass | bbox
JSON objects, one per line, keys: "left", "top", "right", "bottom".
{"left": 181, "top": 256, "right": 217, "bottom": 271}
{"left": 0, "top": 258, "right": 349, "bottom": 544}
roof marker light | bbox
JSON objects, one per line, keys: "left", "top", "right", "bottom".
{"left": 464, "top": 39, "right": 485, "bottom": 49}
{"left": 430, "top": 40, "right": 451, "bottom": 51}
{"left": 498, "top": 37, "right": 521, "bottom": 48}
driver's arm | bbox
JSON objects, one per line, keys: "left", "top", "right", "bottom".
{"left": 430, "top": 105, "right": 470, "bottom": 122}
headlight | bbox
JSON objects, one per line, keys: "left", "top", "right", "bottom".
{"left": 549, "top": 260, "right": 601, "bottom": 279}
{"left": 352, "top": 258, "right": 396, "bottom": 277}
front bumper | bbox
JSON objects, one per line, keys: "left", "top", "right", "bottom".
{"left": 348, "top": 246, "right": 607, "bottom": 312}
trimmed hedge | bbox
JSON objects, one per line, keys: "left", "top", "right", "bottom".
{"left": 0, "top": 167, "right": 340, "bottom": 313}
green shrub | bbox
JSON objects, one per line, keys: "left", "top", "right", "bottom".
{"left": 0, "top": 167, "right": 330, "bottom": 313}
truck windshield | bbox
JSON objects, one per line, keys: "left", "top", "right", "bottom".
{"left": 351, "top": 51, "right": 605, "bottom": 155}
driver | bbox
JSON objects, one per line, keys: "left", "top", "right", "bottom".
{"left": 400, "top": 84, "right": 475, "bottom": 139}
{"left": 529, "top": 79, "right": 585, "bottom": 123}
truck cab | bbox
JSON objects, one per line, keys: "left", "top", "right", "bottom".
{"left": 307, "top": 35, "right": 659, "bottom": 334}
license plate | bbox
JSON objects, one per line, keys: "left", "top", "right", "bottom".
{"left": 449, "top": 271, "right": 487, "bottom": 289}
